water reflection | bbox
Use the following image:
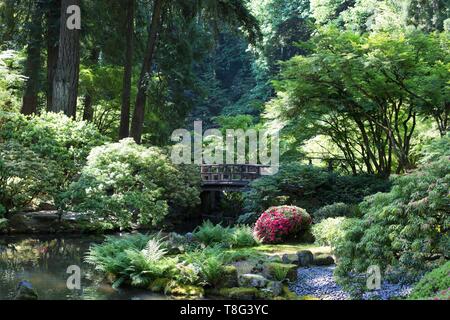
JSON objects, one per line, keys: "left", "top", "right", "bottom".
{"left": 0, "top": 235, "right": 167, "bottom": 300}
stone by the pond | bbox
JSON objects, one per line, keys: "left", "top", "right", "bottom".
{"left": 281, "top": 254, "right": 298, "bottom": 264}
{"left": 219, "top": 287, "right": 260, "bottom": 300}
{"left": 217, "top": 265, "right": 239, "bottom": 288}
{"left": 264, "top": 262, "right": 298, "bottom": 282}
{"left": 238, "top": 274, "right": 269, "bottom": 288}
{"left": 297, "top": 250, "right": 314, "bottom": 266}
{"left": 14, "top": 280, "right": 38, "bottom": 300}
{"left": 266, "top": 281, "right": 283, "bottom": 296}
{"left": 313, "top": 254, "right": 335, "bottom": 266}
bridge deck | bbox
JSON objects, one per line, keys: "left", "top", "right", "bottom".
{"left": 200, "top": 164, "right": 267, "bottom": 190}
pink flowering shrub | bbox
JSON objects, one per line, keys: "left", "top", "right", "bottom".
{"left": 253, "top": 206, "right": 312, "bottom": 243}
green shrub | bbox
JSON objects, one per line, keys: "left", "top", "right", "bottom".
{"left": 244, "top": 162, "right": 390, "bottom": 213}
{"left": 313, "top": 202, "right": 360, "bottom": 223}
{"left": 230, "top": 225, "right": 259, "bottom": 248}
{"left": 0, "top": 111, "right": 106, "bottom": 212}
{"left": 180, "top": 246, "right": 226, "bottom": 286}
{"left": 85, "top": 233, "right": 175, "bottom": 288}
{"left": 193, "top": 221, "right": 232, "bottom": 246}
{"left": 0, "top": 141, "right": 60, "bottom": 213}
{"left": 0, "top": 112, "right": 106, "bottom": 182}
{"left": 312, "top": 217, "right": 357, "bottom": 247}
{"left": 66, "top": 138, "right": 201, "bottom": 229}
{"left": 334, "top": 142, "right": 450, "bottom": 286}
{"left": 409, "top": 261, "right": 450, "bottom": 300}
{"left": 0, "top": 51, "right": 24, "bottom": 113}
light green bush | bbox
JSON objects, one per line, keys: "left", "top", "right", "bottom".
{"left": 312, "top": 217, "right": 357, "bottom": 247}
{"left": 409, "top": 261, "right": 450, "bottom": 300}
{"left": 0, "top": 141, "right": 60, "bottom": 213}
{"left": 66, "top": 138, "right": 201, "bottom": 229}
{"left": 0, "top": 111, "right": 106, "bottom": 212}
{"left": 0, "top": 51, "right": 24, "bottom": 113}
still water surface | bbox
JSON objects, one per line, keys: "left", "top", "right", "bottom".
{"left": 0, "top": 235, "right": 168, "bottom": 300}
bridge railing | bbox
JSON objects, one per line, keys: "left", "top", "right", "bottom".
{"left": 200, "top": 164, "right": 267, "bottom": 184}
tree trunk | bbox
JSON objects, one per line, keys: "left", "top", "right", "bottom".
{"left": 21, "top": 1, "right": 43, "bottom": 115}
{"left": 130, "top": 0, "right": 164, "bottom": 143}
{"left": 119, "top": 0, "right": 135, "bottom": 139}
{"left": 51, "top": 0, "right": 80, "bottom": 118}
{"left": 82, "top": 94, "right": 93, "bottom": 121}
{"left": 46, "top": 0, "right": 61, "bottom": 111}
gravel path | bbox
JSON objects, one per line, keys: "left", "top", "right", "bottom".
{"left": 290, "top": 266, "right": 350, "bottom": 300}
{"left": 290, "top": 266, "right": 412, "bottom": 300}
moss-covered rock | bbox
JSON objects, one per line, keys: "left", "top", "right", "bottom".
{"left": 313, "top": 254, "right": 335, "bottom": 266}
{"left": 263, "top": 262, "right": 298, "bottom": 282}
{"left": 238, "top": 274, "right": 269, "bottom": 288}
{"left": 216, "top": 265, "right": 239, "bottom": 288}
{"left": 149, "top": 278, "right": 171, "bottom": 293}
{"left": 266, "top": 281, "right": 283, "bottom": 295}
{"left": 297, "top": 250, "right": 314, "bottom": 266}
{"left": 165, "top": 282, "right": 204, "bottom": 298}
{"left": 218, "top": 287, "right": 261, "bottom": 300}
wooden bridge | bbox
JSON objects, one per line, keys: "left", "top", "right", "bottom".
{"left": 200, "top": 164, "right": 269, "bottom": 191}
{"left": 200, "top": 164, "right": 268, "bottom": 220}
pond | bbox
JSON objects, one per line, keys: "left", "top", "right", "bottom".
{"left": 0, "top": 235, "right": 168, "bottom": 300}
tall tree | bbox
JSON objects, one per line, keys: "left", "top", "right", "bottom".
{"left": 130, "top": 0, "right": 164, "bottom": 143}
{"left": 45, "top": 0, "right": 61, "bottom": 111}
{"left": 130, "top": 0, "right": 261, "bottom": 143}
{"left": 51, "top": 0, "right": 80, "bottom": 118}
{"left": 21, "top": 0, "right": 44, "bottom": 115}
{"left": 119, "top": 0, "right": 135, "bottom": 139}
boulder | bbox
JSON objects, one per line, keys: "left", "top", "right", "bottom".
{"left": 281, "top": 254, "right": 298, "bottom": 265}
{"left": 14, "top": 280, "right": 38, "bottom": 300}
{"left": 313, "top": 254, "right": 335, "bottom": 266}
{"left": 297, "top": 250, "right": 314, "bottom": 266}
{"left": 238, "top": 274, "right": 269, "bottom": 288}
{"left": 266, "top": 281, "right": 283, "bottom": 296}
{"left": 217, "top": 265, "right": 239, "bottom": 288}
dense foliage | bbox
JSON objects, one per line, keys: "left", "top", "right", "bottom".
{"left": 193, "top": 221, "right": 259, "bottom": 248}
{"left": 66, "top": 139, "right": 201, "bottom": 229}
{"left": 334, "top": 135, "right": 450, "bottom": 287}
{"left": 254, "top": 205, "right": 312, "bottom": 243}
{"left": 409, "top": 261, "right": 450, "bottom": 300}
{"left": 244, "top": 162, "right": 390, "bottom": 213}
{"left": 313, "top": 202, "right": 360, "bottom": 222}
{"left": 266, "top": 27, "right": 449, "bottom": 175}
{"left": 312, "top": 217, "right": 356, "bottom": 247}
{"left": 0, "top": 112, "right": 106, "bottom": 213}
